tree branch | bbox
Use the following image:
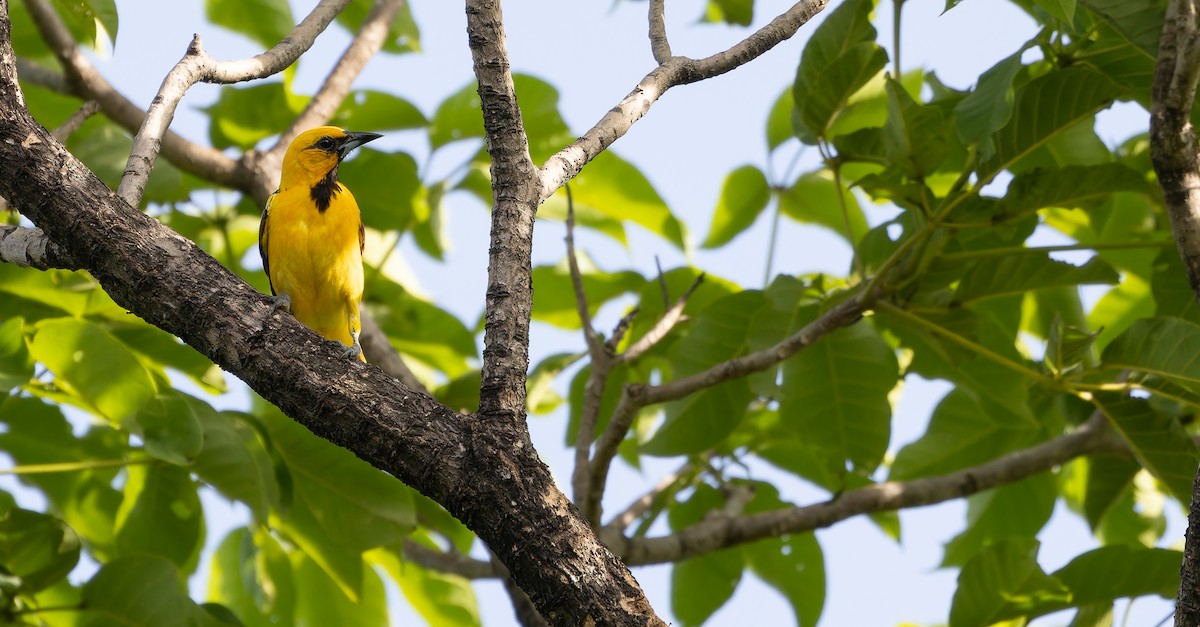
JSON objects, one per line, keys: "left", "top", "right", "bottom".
{"left": 116, "top": 0, "right": 350, "bottom": 207}
{"left": 582, "top": 291, "right": 868, "bottom": 521}
{"left": 0, "top": 7, "right": 658, "bottom": 623}
{"left": 0, "top": 225, "right": 78, "bottom": 270}
{"left": 610, "top": 414, "right": 1110, "bottom": 565}
{"left": 266, "top": 0, "right": 404, "bottom": 163}
{"left": 23, "top": 0, "right": 244, "bottom": 189}
{"left": 1149, "top": 1, "right": 1200, "bottom": 623}
{"left": 566, "top": 188, "right": 613, "bottom": 508}
{"left": 648, "top": 0, "right": 671, "bottom": 64}
{"left": 465, "top": 0, "right": 540, "bottom": 425}
{"left": 49, "top": 99, "right": 97, "bottom": 141}
{"left": 538, "top": 0, "right": 830, "bottom": 201}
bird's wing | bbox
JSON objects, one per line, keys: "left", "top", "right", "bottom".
{"left": 358, "top": 215, "right": 365, "bottom": 255}
{"left": 259, "top": 192, "right": 277, "bottom": 295}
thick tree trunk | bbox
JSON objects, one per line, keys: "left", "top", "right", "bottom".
{"left": 0, "top": 5, "right": 660, "bottom": 624}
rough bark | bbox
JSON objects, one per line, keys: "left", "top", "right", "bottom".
{"left": 1149, "top": 2, "right": 1200, "bottom": 624}
{"left": 0, "top": 5, "right": 657, "bottom": 623}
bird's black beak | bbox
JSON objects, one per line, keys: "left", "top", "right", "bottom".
{"left": 338, "top": 132, "right": 383, "bottom": 160}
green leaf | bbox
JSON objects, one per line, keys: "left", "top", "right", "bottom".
{"left": 1034, "top": 0, "right": 1076, "bottom": 22}
{"left": 942, "top": 473, "right": 1057, "bottom": 567}
{"left": 1082, "top": 454, "right": 1141, "bottom": 531}
{"left": 293, "top": 552, "right": 387, "bottom": 626}
{"left": 262, "top": 408, "right": 415, "bottom": 551}
{"left": 371, "top": 544, "right": 481, "bottom": 627}
{"left": 883, "top": 77, "right": 948, "bottom": 177}
{"left": 193, "top": 412, "right": 279, "bottom": 524}
{"left": 779, "top": 319, "right": 896, "bottom": 474}
{"left": 368, "top": 284, "right": 477, "bottom": 377}
{"left": 891, "top": 388, "right": 1043, "bottom": 480}
{"left": 570, "top": 151, "right": 686, "bottom": 249}
{"left": 995, "top": 163, "right": 1150, "bottom": 220}
{"left": 531, "top": 260, "right": 644, "bottom": 329}
{"left": 702, "top": 0, "right": 753, "bottom": 25}
{"left": 204, "top": 0, "right": 294, "bottom": 48}
{"left": 1044, "top": 315, "right": 1100, "bottom": 377}
{"left": 668, "top": 486, "right": 744, "bottom": 626}
{"left": 527, "top": 352, "right": 583, "bottom": 416}
{"left": 949, "top": 539, "right": 1068, "bottom": 627}
{"left": 1051, "top": 546, "right": 1178, "bottom": 604}
{"left": 205, "top": 83, "right": 306, "bottom": 150}
{"left": 338, "top": 148, "right": 423, "bottom": 233}
{"left": 742, "top": 485, "right": 825, "bottom": 626}
{"left": 114, "top": 464, "right": 204, "bottom": 570}
{"left": 207, "top": 528, "right": 295, "bottom": 627}
{"left": 0, "top": 397, "right": 123, "bottom": 557}
{"left": 995, "top": 546, "right": 1181, "bottom": 619}
{"left": 767, "top": 87, "right": 796, "bottom": 151}
{"left": 778, "top": 170, "right": 868, "bottom": 244}
{"left": 49, "top": 0, "right": 117, "bottom": 49}
{"left": 82, "top": 556, "right": 218, "bottom": 627}
{"left": 643, "top": 292, "right": 765, "bottom": 456}
{"left": 111, "top": 325, "right": 226, "bottom": 395}
{"left": 955, "top": 52, "right": 1023, "bottom": 159}
{"left": 430, "top": 75, "right": 572, "bottom": 161}
{"left": 0, "top": 508, "right": 81, "bottom": 594}
{"left": 702, "top": 165, "right": 772, "bottom": 249}
{"left": 337, "top": 0, "right": 419, "bottom": 54}
{"left": 791, "top": 0, "right": 888, "bottom": 143}
{"left": 0, "top": 316, "right": 31, "bottom": 391}
{"left": 30, "top": 318, "right": 157, "bottom": 423}
{"left": 1088, "top": 392, "right": 1198, "bottom": 504}
{"left": 565, "top": 363, "right": 629, "bottom": 447}
{"left": 1102, "top": 317, "right": 1200, "bottom": 391}
{"left": 1079, "top": 0, "right": 1164, "bottom": 57}
{"left": 333, "top": 90, "right": 426, "bottom": 132}
{"left": 982, "top": 67, "right": 1122, "bottom": 179}
{"left": 133, "top": 392, "right": 207, "bottom": 466}
{"left": 953, "top": 255, "right": 1119, "bottom": 305}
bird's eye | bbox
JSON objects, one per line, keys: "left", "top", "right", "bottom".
{"left": 316, "top": 137, "right": 335, "bottom": 151}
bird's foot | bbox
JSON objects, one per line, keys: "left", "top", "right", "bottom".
{"left": 268, "top": 293, "right": 292, "bottom": 314}
{"left": 343, "top": 330, "right": 364, "bottom": 362}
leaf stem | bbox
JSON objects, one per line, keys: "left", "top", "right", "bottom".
{"left": 0, "top": 457, "right": 154, "bottom": 475}
{"left": 763, "top": 197, "right": 783, "bottom": 287}
{"left": 874, "top": 299, "right": 1058, "bottom": 387}
{"left": 938, "top": 239, "right": 1173, "bottom": 263}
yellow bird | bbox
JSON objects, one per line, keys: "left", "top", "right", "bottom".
{"left": 258, "top": 126, "right": 381, "bottom": 361}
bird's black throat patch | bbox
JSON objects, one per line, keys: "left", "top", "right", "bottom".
{"left": 310, "top": 165, "right": 340, "bottom": 212}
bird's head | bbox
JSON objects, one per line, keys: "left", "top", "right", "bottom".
{"left": 279, "top": 126, "right": 382, "bottom": 189}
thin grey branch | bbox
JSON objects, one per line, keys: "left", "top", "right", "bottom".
{"left": 50, "top": 99, "right": 98, "bottom": 141}
{"left": 617, "top": 272, "right": 703, "bottom": 364}
{"left": 566, "top": 187, "right": 612, "bottom": 508}
{"left": 648, "top": 0, "right": 671, "bottom": 64}
{"left": 583, "top": 290, "right": 868, "bottom": 521}
{"left": 610, "top": 414, "right": 1110, "bottom": 565}
{"left": 24, "top": 0, "right": 244, "bottom": 189}
{"left": 117, "top": 0, "right": 350, "bottom": 207}
{"left": 603, "top": 459, "right": 694, "bottom": 533}
{"left": 266, "top": 0, "right": 406, "bottom": 165}
{"left": 360, "top": 310, "right": 428, "bottom": 394}
{"left": 538, "top": 0, "right": 830, "bottom": 201}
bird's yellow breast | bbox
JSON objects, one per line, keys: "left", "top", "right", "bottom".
{"left": 264, "top": 184, "right": 364, "bottom": 346}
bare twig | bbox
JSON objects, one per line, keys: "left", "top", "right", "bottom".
{"left": 618, "top": 272, "right": 703, "bottom": 364}
{"left": 49, "top": 100, "right": 97, "bottom": 141}
{"left": 648, "top": 0, "right": 672, "bottom": 64}
{"left": 583, "top": 290, "right": 869, "bottom": 522}
{"left": 116, "top": 0, "right": 350, "bottom": 207}
{"left": 610, "top": 413, "right": 1110, "bottom": 565}
{"left": 402, "top": 539, "right": 496, "bottom": 579}
{"left": 24, "top": 0, "right": 244, "bottom": 189}
{"left": 266, "top": 0, "right": 406, "bottom": 163}
{"left": 567, "top": 185, "right": 614, "bottom": 507}
{"left": 538, "top": 0, "right": 831, "bottom": 201}
{"left": 654, "top": 255, "right": 669, "bottom": 307}
{"left": 1148, "top": 1, "right": 1200, "bottom": 623}
{"left": 604, "top": 459, "right": 694, "bottom": 532}
{"left": 14, "top": 56, "right": 67, "bottom": 92}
